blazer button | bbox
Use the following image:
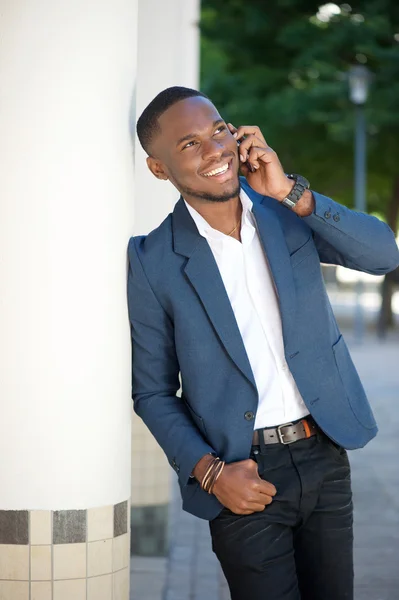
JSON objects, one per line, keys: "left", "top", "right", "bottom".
{"left": 333, "top": 214, "right": 340, "bottom": 222}
{"left": 244, "top": 411, "right": 255, "bottom": 421}
{"left": 324, "top": 211, "right": 331, "bottom": 219}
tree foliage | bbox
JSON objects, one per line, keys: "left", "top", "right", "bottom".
{"left": 200, "top": 1, "right": 399, "bottom": 220}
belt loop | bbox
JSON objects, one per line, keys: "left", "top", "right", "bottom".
{"left": 303, "top": 419, "right": 312, "bottom": 439}
{"left": 257, "top": 428, "right": 267, "bottom": 454}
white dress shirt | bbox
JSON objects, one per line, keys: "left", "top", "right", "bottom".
{"left": 184, "top": 190, "right": 309, "bottom": 429}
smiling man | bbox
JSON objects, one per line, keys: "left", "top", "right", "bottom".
{"left": 127, "top": 87, "right": 399, "bottom": 600}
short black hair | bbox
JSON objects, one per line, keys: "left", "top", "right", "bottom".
{"left": 136, "top": 86, "right": 209, "bottom": 155}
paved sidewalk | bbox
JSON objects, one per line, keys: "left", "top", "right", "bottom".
{"left": 160, "top": 333, "right": 399, "bottom": 600}
{"left": 163, "top": 489, "right": 220, "bottom": 600}
{"left": 130, "top": 556, "right": 167, "bottom": 600}
{"left": 345, "top": 333, "right": 399, "bottom": 599}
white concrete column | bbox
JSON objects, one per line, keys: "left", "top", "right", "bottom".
{"left": 0, "top": 1, "right": 137, "bottom": 598}
{"left": 134, "top": 0, "right": 200, "bottom": 235}
{"left": 130, "top": 0, "right": 200, "bottom": 557}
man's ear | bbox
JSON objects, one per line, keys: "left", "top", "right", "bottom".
{"left": 146, "top": 156, "right": 169, "bottom": 181}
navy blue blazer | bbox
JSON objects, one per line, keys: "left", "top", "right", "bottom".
{"left": 127, "top": 178, "right": 399, "bottom": 520}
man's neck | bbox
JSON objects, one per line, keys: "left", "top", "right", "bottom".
{"left": 184, "top": 194, "right": 242, "bottom": 236}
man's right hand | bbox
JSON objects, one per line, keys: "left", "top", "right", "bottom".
{"left": 193, "top": 454, "right": 276, "bottom": 515}
{"left": 212, "top": 459, "right": 277, "bottom": 514}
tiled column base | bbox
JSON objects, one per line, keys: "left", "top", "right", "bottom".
{"left": 0, "top": 500, "right": 130, "bottom": 600}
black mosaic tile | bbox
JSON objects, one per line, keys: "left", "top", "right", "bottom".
{"left": 0, "top": 510, "right": 29, "bottom": 544}
{"left": 53, "top": 509, "right": 86, "bottom": 544}
{"left": 114, "top": 500, "right": 128, "bottom": 537}
{"left": 130, "top": 504, "right": 168, "bottom": 556}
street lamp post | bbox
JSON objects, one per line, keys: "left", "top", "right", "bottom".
{"left": 348, "top": 65, "right": 370, "bottom": 342}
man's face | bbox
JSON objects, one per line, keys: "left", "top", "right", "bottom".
{"left": 148, "top": 96, "right": 240, "bottom": 203}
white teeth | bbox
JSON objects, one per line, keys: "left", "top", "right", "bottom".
{"left": 203, "top": 163, "right": 229, "bottom": 177}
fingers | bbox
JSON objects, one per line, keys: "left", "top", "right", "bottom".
{"left": 245, "top": 463, "right": 277, "bottom": 509}
{"left": 231, "top": 501, "right": 269, "bottom": 515}
{"left": 238, "top": 134, "right": 268, "bottom": 158}
{"left": 252, "top": 146, "right": 274, "bottom": 167}
{"left": 235, "top": 133, "right": 275, "bottom": 172}
{"left": 228, "top": 124, "right": 258, "bottom": 172}
{"left": 240, "top": 505, "right": 267, "bottom": 515}
{"left": 232, "top": 496, "right": 273, "bottom": 515}
{"left": 241, "top": 487, "right": 275, "bottom": 512}
{"left": 227, "top": 122, "right": 237, "bottom": 135}
{"left": 239, "top": 137, "right": 273, "bottom": 161}
{"left": 233, "top": 125, "right": 267, "bottom": 147}
{"left": 244, "top": 460, "right": 276, "bottom": 495}
{"left": 239, "top": 158, "right": 256, "bottom": 175}
{"left": 239, "top": 162, "right": 250, "bottom": 177}
{"left": 228, "top": 123, "right": 270, "bottom": 167}
{"left": 257, "top": 478, "right": 277, "bottom": 497}
{"left": 240, "top": 146, "right": 275, "bottom": 171}
{"left": 218, "top": 460, "right": 277, "bottom": 516}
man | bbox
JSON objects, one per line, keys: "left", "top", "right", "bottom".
{"left": 128, "top": 86, "right": 399, "bottom": 600}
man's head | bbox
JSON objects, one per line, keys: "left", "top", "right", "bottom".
{"left": 136, "top": 86, "right": 240, "bottom": 204}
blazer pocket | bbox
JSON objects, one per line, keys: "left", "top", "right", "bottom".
{"left": 332, "top": 336, "right": 376, "bottom": 429}
{"left": 290, "top": 236, "right": 314, "bottom": 268}
{"left": 184, "top": 399, "right": 208, "bottom": 438}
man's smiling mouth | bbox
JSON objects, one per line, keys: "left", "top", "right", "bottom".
{"left": 202, "top": 163, "right": 230, "bottom": 177}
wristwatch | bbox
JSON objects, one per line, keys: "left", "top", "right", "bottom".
{"left": 281, "top": 174, "right": 310, "bottom": 210}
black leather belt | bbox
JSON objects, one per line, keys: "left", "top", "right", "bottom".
{"left": 252, "top": 416, "right": 318, "bottom": 446}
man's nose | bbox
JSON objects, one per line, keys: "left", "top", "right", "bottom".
{"left": 202, "top": 138, "right": 224, "bottom": 162}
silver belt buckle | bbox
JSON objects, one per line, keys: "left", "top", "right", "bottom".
{"left": 277, "top": 422, "right": 294, "bottom": 444}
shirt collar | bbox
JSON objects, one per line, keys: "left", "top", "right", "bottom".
{"left": 184, "top": 188, "right": 254, "bottom": 241}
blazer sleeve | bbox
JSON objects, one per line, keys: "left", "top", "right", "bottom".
{"left": 127, "top": 237, "right": 215, "bottom": 487}
{"left": 303, "top": 192, "right": 399, "bottom": 274}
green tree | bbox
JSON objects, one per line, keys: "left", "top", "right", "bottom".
{"left": 200, "top": 0, "right": 399, "bottom": 332}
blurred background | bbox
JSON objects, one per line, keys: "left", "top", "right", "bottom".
{"left": 1, "top": 1, "right": 396, "bottom": 599}
{"left": 130, "top": 2, "right": 399, "bottom": 600}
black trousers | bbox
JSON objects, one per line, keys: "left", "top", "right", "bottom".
{"left": 209, "top": 431, "right": 353, "bottom": 600}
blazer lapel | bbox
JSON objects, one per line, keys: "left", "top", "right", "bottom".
{"left": 172, "top": 199, "right": 257, "bottom": 390}
{"left": 251, "top": 199, "right": 297, "bottom": 348}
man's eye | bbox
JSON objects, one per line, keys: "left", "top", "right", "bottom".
{"left": 214, "top": 125, "right": 227, "bottom": 135}
{"left": 183, "top": 141, "right": 197, "bottom": 149}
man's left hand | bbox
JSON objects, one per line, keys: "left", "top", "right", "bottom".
{"left": 228, "top": 123, "right": 293, "bottom": 201}
{"left": 228, "top": 123, "right": 315, "bottom": 217}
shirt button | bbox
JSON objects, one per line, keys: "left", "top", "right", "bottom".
{"left": 244, "top": 411, "right": 255, "bottom": 421}
{"left": 324, "top": 211, "right": 331, "bottom": 219}
{"left": 333, "top": 214, "right": 340, "bottom": 222}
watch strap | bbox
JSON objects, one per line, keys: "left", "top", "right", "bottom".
{"left": 282, "top": 174, "right": 310, "bottom": 209}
